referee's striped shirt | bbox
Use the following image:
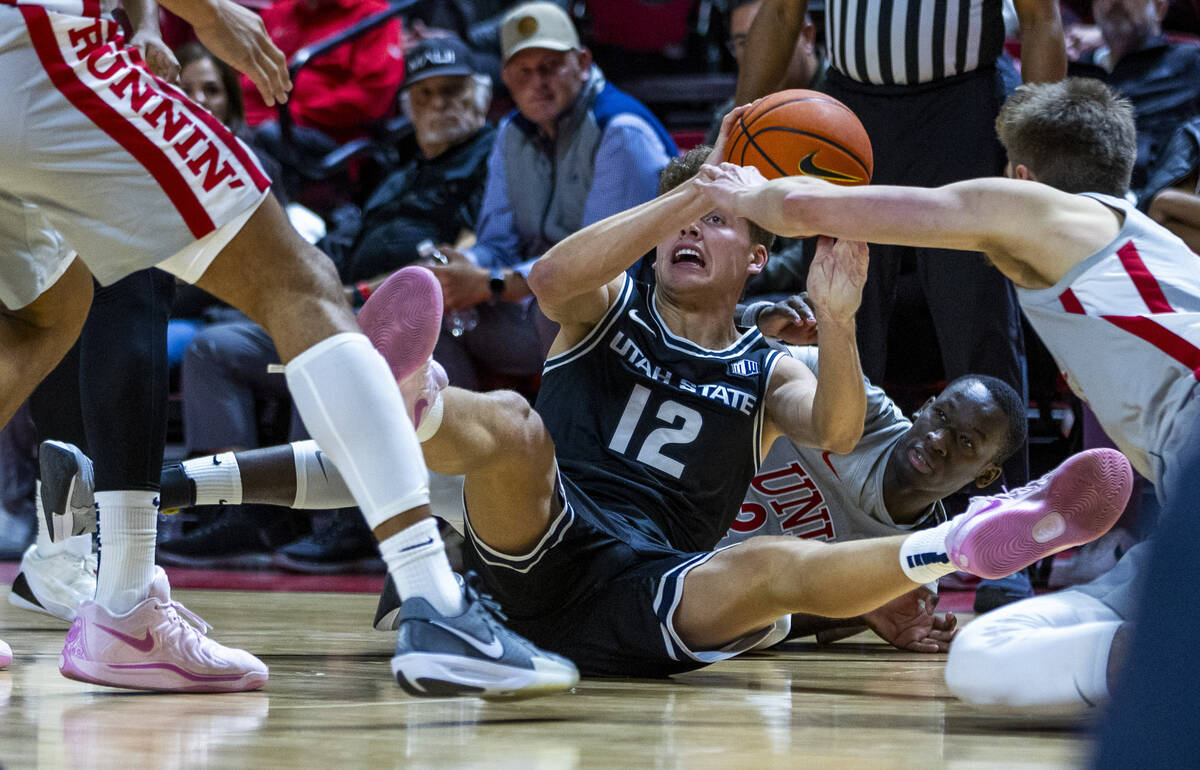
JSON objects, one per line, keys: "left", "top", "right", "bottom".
{"left": 826, "top": 0, "right": 1006, "bottom": 85}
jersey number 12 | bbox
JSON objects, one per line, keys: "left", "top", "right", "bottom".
{"left": 608, "top": 384, "right": 702, "bottom": 479}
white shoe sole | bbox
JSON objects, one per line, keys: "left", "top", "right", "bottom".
{"left": 391, "top": 651, "right": 577, "bottom": 701}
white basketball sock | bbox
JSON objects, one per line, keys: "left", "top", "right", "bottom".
{"left": 378, "top": 517, "right": 464, "bottom": 616}
{"left": 33, "top": 481, "right": 93, "bottom": 559}
{"left": 93, "top": 490, "right": 158, "bottom": 615}
{"left": 182, "top": 452, "right": 243, "bottom": 506}
{"left": 290, "top": 440, "right": 355, "bottom": 509}
{"left": 899, "top": 519, "right": 958, "bottom": 584}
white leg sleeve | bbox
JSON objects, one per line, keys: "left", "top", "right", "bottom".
{"left": 945, "top": 591, "right": 1122, "bottom": 712}
{"left": 289, "top": 439, "right": 356, "bottom": 509}
{"left": 285, "top": 333, "right": 429, "bottom": 529}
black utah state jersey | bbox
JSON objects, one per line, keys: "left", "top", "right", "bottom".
{"left": 535, "top": 277, "right": 784, "bottom": 553}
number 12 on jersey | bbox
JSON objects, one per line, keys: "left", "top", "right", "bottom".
{"left": 608, "top": 384, "right": 703, "bottom": 479}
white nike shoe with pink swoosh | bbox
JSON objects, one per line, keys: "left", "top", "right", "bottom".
{"left": 944, "top": 448, "right": 1133, "bottom": 580}
{"left": 59, "top": 567, "right": 267, "bottom": 692}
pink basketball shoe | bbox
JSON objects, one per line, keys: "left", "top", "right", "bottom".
{"left": 0, "top": 638, "right": 11, "bottom": 668}
{"left": 945, "top": 448, "right": 1134, "bottom": 580}
{"left": 357, "top": 266, "right": 448, "bottom": 435}
{"left": 59, "top": 567, "right": 267, "bottom": 692}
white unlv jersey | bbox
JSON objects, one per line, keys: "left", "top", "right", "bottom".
{"left": 1016, "top": 193, "right": 1200, "bottom": 485}
{"left": 717, "top": 348, "right": 941, "bottom": 548}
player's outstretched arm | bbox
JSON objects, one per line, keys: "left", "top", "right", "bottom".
{"left": 1012, "top": 0, "right": 1067, "bottom": 84}
{"left": 734, "top": 0, "right": 807, "bottom": 104}
{"left": 528, "top": 176, "right": 714, "bottom": 327}
{"left": 763, "top": 237, "right": 867, "bottom": 454}
{"left": 695, "top": 166, "right": 1113, "bottom": 290}
{"left": 155, "top": 0, "right": 291, "bottom": 106}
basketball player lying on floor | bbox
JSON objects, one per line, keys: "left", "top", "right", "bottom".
{"left": 146, "top": 343, "right": 1027, "bottom": 655}
{"left": 49, "top": 122, "right": 1131, "bottom": 680}
{"left": 693, "top": 77, "right": 1198, "bottom": 711}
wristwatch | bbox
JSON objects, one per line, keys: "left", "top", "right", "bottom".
{"left": 489, "top": 268, "right": 506, "bottom": 302}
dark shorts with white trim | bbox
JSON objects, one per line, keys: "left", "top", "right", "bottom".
{"left": 461, "top": 472, "right": 776, "bottom": 678}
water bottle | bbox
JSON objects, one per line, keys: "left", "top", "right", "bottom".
{"left": 417, "top": 239, "right": 478, "bottom": 337}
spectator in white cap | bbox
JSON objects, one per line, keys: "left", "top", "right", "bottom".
{"left": 424, "top": 1, "right": 678, "bottom": 391}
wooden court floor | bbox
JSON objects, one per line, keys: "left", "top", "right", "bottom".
{"left": 0, "top": 586, "right": 1091, "bottom": 768}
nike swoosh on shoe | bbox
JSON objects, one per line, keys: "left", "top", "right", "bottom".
{"left": 429, "top": 620, "right": 504, "bottom": 659}
{"left": 95, "top": 624, "right": 155, "bottom": 652}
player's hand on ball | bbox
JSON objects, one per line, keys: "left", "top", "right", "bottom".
{"left": 863, "top": 587, "right": 958, "bottom": 653}
{"left": 806, "top": 236, "right": 867, "bottom": 327}
{"left": 756, "top": 293, "right": 818, "bottom": 345}
{"left": 193, "top": 0, "right": 291, "bottom": 107}
{"left": 705, "top": 103, "right": 755, "bottom": 166}
{"left": 130, "top": 31, "right": 180, "bottom": 83}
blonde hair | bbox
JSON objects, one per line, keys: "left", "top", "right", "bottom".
{"left": 995, "top": 78, "right": 1136, "bottom": 196}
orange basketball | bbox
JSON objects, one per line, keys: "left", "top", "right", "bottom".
{"left": 723, "top": 89, "right": 873, "bottom": 185}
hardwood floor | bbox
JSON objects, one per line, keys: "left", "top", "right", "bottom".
{"left": 0, "top": 587, "right": 1089, "bottom": 768}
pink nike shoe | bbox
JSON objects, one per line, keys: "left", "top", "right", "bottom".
{"left": 0, "top": 638, "right": 11, "bottom": 668}
{"left": 357, "top": 266, "right": 448, "bottom": 433}
{"left": 944, "top": 448, "right": 1133, "bottom": 580}
{"left": 58, "top": 568, "right": 267, "bottom": 692}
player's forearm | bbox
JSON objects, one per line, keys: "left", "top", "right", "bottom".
{"left": 122, "top": 0, "right": 161, "bottom": 36}
{"left": 153, "top": 0, "right": 222, "bottom": 27}
{"left": 1013, "top": 0, "right": 1067, "bottom": 83}
{"left": 810, "top": 315, "right": 866, "bottom": 454}
{"left": 735, "top": 0, "right": 808, "bottom": 104}
{"left": 528, "top": 179, "right": 711, "bottom": 307}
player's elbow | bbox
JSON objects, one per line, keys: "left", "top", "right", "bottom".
{"left": 813, "top": 419, "right": 862, "bottom": 455}
{"left": 526, "top": 256, "right": 577, "bottom": 312}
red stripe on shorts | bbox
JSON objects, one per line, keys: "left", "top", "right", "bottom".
{"left": 21, "top": 6, "right": 215, "bottom": 236}
{"left": 1116, "top": 240, "right": 1173, "bottom": 313}
{"left": 174, "top": 88, "right": 271, "bottom": 192}
{"left": 1059, "top": 288, "right": 1086, "bottom": 314}
{"left": 1102, "top": 314, "right": 1200, "bottom": 380}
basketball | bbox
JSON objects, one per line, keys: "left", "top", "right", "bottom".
{"left": 723, "top": 89, "right": 874, "bottom": 185}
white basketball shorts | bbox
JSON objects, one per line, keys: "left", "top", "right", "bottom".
{"left": 0, "top": 2, "right": 270, "bottom": 309}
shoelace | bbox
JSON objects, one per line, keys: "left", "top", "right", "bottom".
{"left": 155, "top": 599, "right": 213, "bottom": 640}
{"left": 462, "top": 572, "right": 507, "bottom": 622}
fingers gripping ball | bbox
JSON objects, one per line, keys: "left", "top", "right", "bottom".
{"left": 724, "top": 89, "right": 873, "bottom": 185}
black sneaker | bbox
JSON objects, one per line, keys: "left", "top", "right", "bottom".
{"left": 39, "top": 440, "right": 97, "bottom": 541}
{"left": 157, "top": 504, "right": 307, "bottom": 570}
{"left": 271, "top": 508, "right": 384, "bottom": 574}
{"left": 391, "top": 572, "right": 578, "bottom": 700}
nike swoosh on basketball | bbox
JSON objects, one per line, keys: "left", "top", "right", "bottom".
{"left": 797, "top": 151, "right": 862, "bottom": 184}
{"left": 95, "top": 624, "right": 155, "bottom": 652}
{"left": 429, "top": 620, "right": 504, "bottom": 658}
{"left": 628, "top": 309, "right": 657, "bottom": 336}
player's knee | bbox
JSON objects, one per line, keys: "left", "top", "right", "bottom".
{"left": 944, "top": 620, "right": 1026, "bottom": 706}
{"left": 486, "top": 389, "right": 552, "bottom": 460}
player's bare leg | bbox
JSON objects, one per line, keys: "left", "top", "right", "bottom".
{"left": 418, "top": 388, "right": 559, "bottom": 555}
{"left": 0, "top": 257, "right": 91, "bottom": 426}
{"left": 677, "top": 449, "right": 1134, "bottom": 650}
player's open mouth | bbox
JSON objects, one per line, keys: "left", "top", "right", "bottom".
{"left": 909, "top": 446, "right": 933, "bottom": 474}
{"left": 672, "top": 246, "right": 706, "bottom": 268}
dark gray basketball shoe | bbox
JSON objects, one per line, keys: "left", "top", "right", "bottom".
{"left": 391, "top": 573, "right": 578, "bottom": 701}
{"left": 39, "top": 441, "right": 97, "bottom": 541}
